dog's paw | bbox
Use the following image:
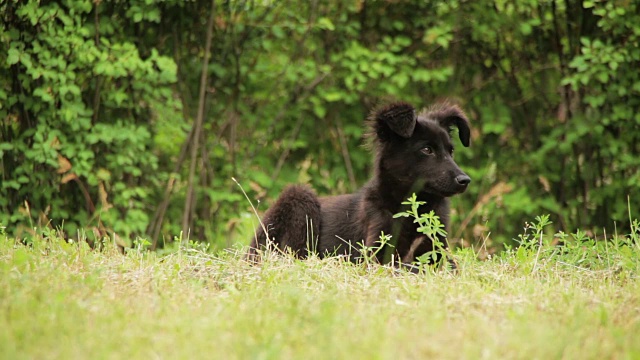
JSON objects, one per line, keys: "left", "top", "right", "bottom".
{"left": 444, "top": 256, "right": 459, "bottom": 273}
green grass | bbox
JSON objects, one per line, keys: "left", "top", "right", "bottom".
{"left": 1, "top": 223, "right": 639, "bottom": 360}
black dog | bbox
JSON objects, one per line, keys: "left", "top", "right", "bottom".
{"left": 247, "top": 101, "right": 471, "bottom": 267}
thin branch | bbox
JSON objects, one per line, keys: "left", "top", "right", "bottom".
{"left": 532, "top": 230, "right": 544, "bottom": 274}
{"left": 268, "top": 73, "right": 328, "bottom": 186}
{"left": 335, "top": 118, "right": 356, "bottom": 191}
{"left": 147, "top": 22, "right": 197, "bottom": 249}
{"left": 181, "top": 0, "right": 216, "bottom": 241}
{"left": 150, "top": 175, "right": 176, "bottom": 250}
{"left": 270, "top": 116, "right": 305, "bottom": 186}
{"left": 91, "top": 3, "right": 102, "bottom": 125}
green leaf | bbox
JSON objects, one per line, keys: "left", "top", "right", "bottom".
{"left": 133, "top": 12, "right": 143, "bottom": 23}
{"left": 7, "top": 48, "right": 20, "bottom": 65}
{"left": 596, "top": 72, "right": 609, "bottom": 83}
{"left": 313, "top": 104, "right": 326, "bottom": 118}
{"left": 33, "top": 87, "right": 54, "bottom": 103}
{"left": 317, "top": 17, "right": 335, "bottom": 31}
{"left": 146, "top": 8, "right": 161, "bottom": 23}
{"left": 520, "top": 23, "right": 532, "bottom": 36}
{"left": 0, "top": 142, "right": 12, "bottom": 157}
{"left": 323, "top": 91, "right": 343, "bottom": 102}
{"left": 3, "top": 180, "right": 20, "bottom": 190}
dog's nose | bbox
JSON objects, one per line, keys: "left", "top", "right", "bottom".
{"left": 455, "top": 175, "right": 471, "bottom": 186}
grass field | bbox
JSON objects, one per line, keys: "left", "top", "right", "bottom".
{"left": 1, "top": 220, "right": 639, "bottom": 360}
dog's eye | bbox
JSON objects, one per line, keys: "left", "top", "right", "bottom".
{"left": 421, "top": 146, "right": 434, "bottom": 155}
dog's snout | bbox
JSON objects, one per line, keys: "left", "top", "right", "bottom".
{"left": 455, "top": 175, "right": 471, "bottom": 186}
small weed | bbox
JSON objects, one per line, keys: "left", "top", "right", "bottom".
{"left": 392, "top": 193, "right": 450, "bottom": 268}
{"left": 357, "top": 231, "right": 394, "bottom": 268}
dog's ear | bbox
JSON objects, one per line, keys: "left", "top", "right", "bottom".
{"left": 435, "top": 104, "right": 471, "bottom": 147}
{"left": 373, "top": 102, "right": 416, "bottom": 140}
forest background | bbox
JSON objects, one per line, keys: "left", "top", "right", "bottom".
{"left": 1, "top": 0, "right": 639, "bottom": 252}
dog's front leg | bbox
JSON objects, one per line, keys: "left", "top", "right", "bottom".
{"left": 363, "top": 210, "right": 394, "bottom": 264}
{"left": 401, "top": 235, "right": 426, "bottom": 264}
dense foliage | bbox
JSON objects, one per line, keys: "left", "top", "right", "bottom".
{"left": 1, "top": 0, "right": 639, "bottom": 250}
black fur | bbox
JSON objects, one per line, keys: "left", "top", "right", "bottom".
{"left": 246, "top": 185, "right": 321, "bottom": 262}
{"left": 248, "top": 101, "right": 471, "bottom": 267}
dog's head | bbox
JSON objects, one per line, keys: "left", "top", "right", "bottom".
{"left": 371, "top": 101, "right": 471, "bottom": 197}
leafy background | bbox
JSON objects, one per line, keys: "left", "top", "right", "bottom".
{"left": 1, "top": 0, "right": 638, "bottom": 252}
